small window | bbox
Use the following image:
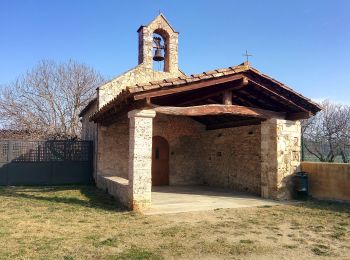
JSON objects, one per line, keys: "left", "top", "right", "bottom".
{"left": 155, "top": 147, "right": 160, "bottom": 160}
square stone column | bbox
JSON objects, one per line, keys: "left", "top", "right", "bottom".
{"left": 128, "top": 109, "right": 156, "bottom": 211}
{"left": 261, "top": 119, "right": 301, "bottom": 200}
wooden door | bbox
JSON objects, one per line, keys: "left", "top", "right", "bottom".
{"left": 152, "top": 136, "right": 169, "bottom": 186}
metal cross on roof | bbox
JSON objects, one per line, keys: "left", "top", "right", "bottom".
{"left": 242, "top": 50, "right": 253, "bottom": 63}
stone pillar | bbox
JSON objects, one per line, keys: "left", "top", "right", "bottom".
{"left": 128, "top": 109, "right": 156, "bottom": 211}
{"left": 138, "top": 26, "right": 153, "bottom": 69}
{"left": 261, "top": 119, "right": 301, "bottom": 200}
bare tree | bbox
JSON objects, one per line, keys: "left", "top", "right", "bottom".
{"left": 302, "top": 100, "right": 350, "bottom": 163}
{"left": 0, "top": 60, "right": 103, "bottom": 139}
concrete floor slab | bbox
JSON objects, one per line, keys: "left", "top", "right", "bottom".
{"left": 144, "top": 185, "right": 282, "bottom": 215}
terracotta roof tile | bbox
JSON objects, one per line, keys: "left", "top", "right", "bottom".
{"left": 143, "top": 84, "right": 161, "bottom": 91}
{"left": 172, "top": 79, "right": 187, "bottom": 85}
{"left": 222, "top": 70, "right": 236, "bottom": 75}
{"left": 211, "top": 72, "right": 224, "bottom": 78}
{"left": 159, "top": 82, "right": 173, "bottom": 87}
{"left": 165, "top": 78, "right": 177, "bottom": 83}
{"left": 184, "top": 77, "right": 200, "bottom": 83}
{"left": 191, "top": 73, "right": 205, "bottom": 78}
{"left": 149, "top": 80, "right": 165, "bottom": 85}
{"left": 128, "top": 86, "right": 143, "bottom": 93}
{"left": 204, "top": 70, "right": 218, "bottom": 75}
{"left": 216, "top": 68, "right": 232, "bottom": 73}
{"left": 90, "top": 62, "right": 321, "bottom": 123}
{"left": 198, "top": 74, "right": 214, "bottom": 80}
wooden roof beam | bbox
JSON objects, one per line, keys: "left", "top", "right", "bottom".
{"left": 151, "top": 104, "right": 286, "bottom": 119}
{"left": 286, "top": 111, "right": 313, "bottom": 120}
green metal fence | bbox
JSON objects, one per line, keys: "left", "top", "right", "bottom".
{"left": 0, "top": 140, "right": 93, "bottom": 185}
{"left": 301, "top": 138, "right": 350, "bottom": 163}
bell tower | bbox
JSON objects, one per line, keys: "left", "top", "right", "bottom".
{"left": 137, "top": 14, "right": 179, "bottom": 73}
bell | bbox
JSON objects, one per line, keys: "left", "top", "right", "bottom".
{"left": 153, "top": 49, "right": 164, "bottom": 62}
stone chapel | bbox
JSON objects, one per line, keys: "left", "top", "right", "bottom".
{"left": 80, "top": 14, "right": 321, "bottom": 212}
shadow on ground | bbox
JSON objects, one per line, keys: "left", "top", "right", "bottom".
{"left": 0, "top": 185, "right": 126, "bottom": 212}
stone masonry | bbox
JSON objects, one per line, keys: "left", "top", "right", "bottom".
{"left": 198, "top": 125, "right": 262, "bottom": 195}
{"left": 94, "top": 14, "right": 185, "bottom": 210}
{"left": 128, "top": 110, "right": 156, "bottom": 211}
{"left": 98, "top": 14, "right": 183, "bottom": 108}
{"left": 261, "top": 119, "right": 301, "bottom": 200}
{"left": 80, "top": 14, "right": 306, "bottom": 212}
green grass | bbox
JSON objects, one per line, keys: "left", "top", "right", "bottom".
{"left": 0, "top": 185, "right": 349, "bottom": 259}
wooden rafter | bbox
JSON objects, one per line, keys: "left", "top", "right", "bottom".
{"left": 234, "top": 89, "right": 280, "bottom": 111}
{"left": 246, "top": 75, "right": 312, "bottom": 113}
{"left": 247, "top": 79, "right": 308, "bottom": 112}
{"left": 151, "top": 77, "right": 249, "bottom": 106}
{"left": 232, "top": 93, "right": 255, "bottom": 107}
{"left": 133, "top": 74, "right": 245, "bottom": 100}
{"left": 206, "top": 118, "right": 263, "bottom": 130}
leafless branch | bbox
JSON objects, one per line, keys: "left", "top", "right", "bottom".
{"left": 0, "top": 60, "right": 104, "bottom": 139}
{"left": 302, "top": 100, "right": 350, "bottom": 163}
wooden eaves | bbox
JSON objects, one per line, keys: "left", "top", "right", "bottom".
{"left": 89, "top": 63, "right": 321, "bottom": 127}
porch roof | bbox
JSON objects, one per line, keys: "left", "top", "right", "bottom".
{"left": 90, "top": 62, "right": 321, "bottom": 128}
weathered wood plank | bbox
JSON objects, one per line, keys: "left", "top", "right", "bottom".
{"left": 151, "top": 104, "right": 286, "bottom": 119}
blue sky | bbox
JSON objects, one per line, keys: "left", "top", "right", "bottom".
{"left": 0, "top": 0, "right": 349, "bottom": 104}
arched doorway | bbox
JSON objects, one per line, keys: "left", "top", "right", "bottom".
{"left": 152, "top": 136, "right": 169, "bottom": 186}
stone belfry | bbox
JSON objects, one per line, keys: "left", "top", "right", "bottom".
{"left": 98, "top": 14, "right": 183, "bottom": 109}
{"left": 137, "top": 13, "right": 179, "bottom": 73}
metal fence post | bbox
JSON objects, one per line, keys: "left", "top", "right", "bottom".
{"left": 8, "top": 140, "right": 13, "bottom": 162}
{"left": 6, "top": 140, "right": 13, "bottom": 185}
{"left": 37, "top": 143, "right": 41, "bottom": 162}
{"left": 301, "top": 136, "right": 305, "bottom": 161}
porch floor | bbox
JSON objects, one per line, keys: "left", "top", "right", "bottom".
{"left": 144, "top": 185, "right": 281, "bottom": 215}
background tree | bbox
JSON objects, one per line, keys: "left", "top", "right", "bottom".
{"left": 302, "top": 100, "right": 350, "bottom": 163}
{"left": 0, "top": 60, "right": 104, "bottom": 139}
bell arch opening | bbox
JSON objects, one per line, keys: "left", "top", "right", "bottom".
{"left": 152, "top": 29, "right": 170, "bottom": 72}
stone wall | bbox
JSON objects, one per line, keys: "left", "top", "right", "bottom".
{"left": 96, "top": 175, "right": 130, "bottom": 207}
{"left": 80, "top": 101, "right": 98, "bottom": 179}
{"left": 153, "top": 114, "right": 205, "bottom": 185}
{"left": 97, "top": 115, "right": 129, "bottom": 178}
{"left": 95, "top": 112, "right": 301, "bottom": 210}
{"left": 261, "top": 119, "right": 301, "bottom": 200}
{"left": 301, "top": 162, "right": 350, "bottom": 202}
{"left": 81, "top": 101, "right": 97, "bottom": 141}
{"left": 198, "top": 125, "right": 262, "bottom": 195}
{"left": 98, "top": 66, "right": 184, "bottom": 108}
{"left": 96, "top": 114, "right": 205, "bottom": 186}
{"left": 96, "top": 114, "right": 264, "bottom": 197}
{"left": 154, "top": 115, "right": 262, "bottom": 193}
